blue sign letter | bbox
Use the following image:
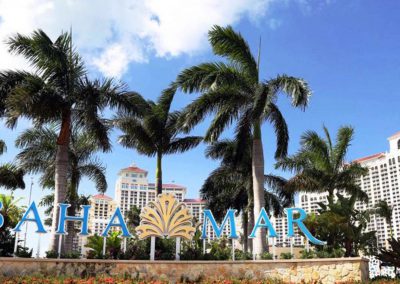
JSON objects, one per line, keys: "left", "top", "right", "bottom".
{"left": 286, "top": 208, "right": 326, "bottom": 245}
{"left": 14, "top": 201, "right": 46, "bottom": 233}
{"left": 102, "top": 207, "right": 131, "bottom": 237}
{"left": 0, "top": 201, "right": 4, "bottom": 228}
{"left": 201, "top": 209, "right": 238, "bottom": 239}
{"left": 56, "top": 204, "right": 91, "bottom": 235}
{"left": 249, "top": 208, "right": 277, "bottom": 238}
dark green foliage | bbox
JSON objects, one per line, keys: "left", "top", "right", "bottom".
{"left": 276, "top": 126, "right": 369, "bottom": 202}
{"left": 235, "top": 249, "right": 253, "bottom": 260}
{"left": 300, "top": 250, "right": 315, "bottom": 259}
{"left": 378, "top": 238, "right": 400, "bottom": 268}
{"left": 0, "top": 140, "right": 25, "bottom": 190}
{"left": 0, "top": 194, "right": 24, "bottom": 256}
{"left": 15, "top": 246, "right": 33, "bottom": 258}
{"left": 121, "top": 237, "right": 150, "bottom": 260}
{"left": 304, "top": 193, "right": 376, "bottom": 257}
{"left": 279, "top": 252, "right": 293, "bottom": 259}
{"left": 155, "top": 237, "right": 175, "bottom": 260}
{"left": 208, "top": 238, "right": 231, "bottom": 260}
{"left": 260, "top": 252, "right": 273, "bottom": 260}
{"left": 115, "top": 87, "right": 202, "bottom": 194}
{"left": 201, "top": 138, "right": 294, "bottom": 253}
{"left": 314, "top": 248, "right": 345, "bottom": 258}
{"left": 45, "top": 250, "right": 80, "bottom": 259}
{"left": 45, "top": 250, "right": 59, "bottom": 258}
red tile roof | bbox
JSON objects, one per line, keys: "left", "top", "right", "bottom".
{"left": 92, "top": 194, "right": 113, "bottom": 201}
{"left": 121, "top": 166, "right": 147, "bottom": 173}
{"left": 353, "top": 152, "right": 385, "bottom": 163}
{"left": 183, "top": 198, "right": 206, "bottom": 203}
{"left": 388, "top": 131, "right": 400, "bottom": 139}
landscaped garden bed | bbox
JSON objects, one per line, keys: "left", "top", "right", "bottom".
{"left": 0, "top": 276, "right": 400, "bottom": 284}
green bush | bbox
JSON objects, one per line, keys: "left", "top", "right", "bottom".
{"left": 300, "top": 249, "right": 314, "bottom": 259}
{"left": 280, "top": 252, "right": 293, "bottom": 259}
{"left": 260, "top": 252, "right": 273, "bottom": 260}
{"left": 45, "top": 250, "right": 59, "bottom": 258}
{"left": 15, "top": 246, "right": 33, "bottom": 258}
{"left": 235, "top": 249, "right": 252, "bottom": 260}
{"left": 315, "top": 247, "right": 344, "bottom": 258}
{"left": 62, "top": 251, "right": 81, "bottom": 259}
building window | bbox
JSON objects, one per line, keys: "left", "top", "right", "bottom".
{"left": 398, "top": 139, "right": 400, "bottom": 150}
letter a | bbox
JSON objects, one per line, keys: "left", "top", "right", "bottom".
{"left": 14, "top": 201, "right": 46, "bottom": 233}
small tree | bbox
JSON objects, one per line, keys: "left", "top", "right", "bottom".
{"left": 374, "top": 200, "right": 394, "bottom": 237}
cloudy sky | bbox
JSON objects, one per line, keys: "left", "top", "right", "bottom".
{"left": 0, "top": 0, "right": 399, "bottom": 255}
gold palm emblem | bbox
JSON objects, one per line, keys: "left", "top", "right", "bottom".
{"left": 136, "top": 193, "right": 195, "bottom": 240}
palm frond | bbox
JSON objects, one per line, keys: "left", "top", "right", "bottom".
{"left": 209, "top": 25, "right": 258, "bottom": 83}
{"left": 166, "top": 136, "right": 203, "bottom": 155}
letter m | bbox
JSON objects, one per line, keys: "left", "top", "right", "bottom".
{"left": 201, "top": 209, "right": 238, "bottom": 239}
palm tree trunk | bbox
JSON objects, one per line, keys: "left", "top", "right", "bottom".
{"left": 64, "top": 174, "right": 78, "bottom": 254}
{"left": 252, "top": 121, "right": 266, "bottom": 259}
{"left": 242, "top": 210, "right": 249, "bottom": 253}
{"left": 248, "top": 209, "right": 254, "bottom": 253}
{"left": 49, "top": 113, "right": 71, "bottom": 252}
{"left": 156, "top": 152, "right": 162, "bottom": 195}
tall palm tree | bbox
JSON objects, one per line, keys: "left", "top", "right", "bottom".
{"left": 276, "top": 126, "right": 369, "bottom": 203}
{"left": 202, "top": 138, "right": 294, "bottom": 252}
{"left": 115, "top": 87, "right": 203, "bottom": 195}
{"left": 173, "top": 25, "right": 311, "bottom": 257}
{"left": 0, "top": 140, "right": 25, "bottom": 190}
{"left": 0, "top": 30, "right": 144, "bottom": 251}
{"left": 374, "top": 200, "right": 394, "bottom": 237}
{"left": 16, "top": 125, "right": 107, "bottom": 252}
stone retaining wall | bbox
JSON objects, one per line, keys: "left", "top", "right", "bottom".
{"left": 0, "top": 257, "right": 369, "bottom": 283}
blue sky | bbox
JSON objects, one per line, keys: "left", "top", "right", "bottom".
{"left": 0, "top": 0, "right": 399, "bottom": 253}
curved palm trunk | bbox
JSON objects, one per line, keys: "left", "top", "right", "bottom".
{"left": 49, "top": 114, "right": 71, "bottom": 252}
{"left": 252, "top": 122, "right": 266, "bottom": 259}
{"left": 156, "top": 153, "right": 162, "bottom": 195}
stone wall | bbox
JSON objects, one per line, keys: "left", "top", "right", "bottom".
{"left": 0, "top": 257, "right": 369, "bottom": 284}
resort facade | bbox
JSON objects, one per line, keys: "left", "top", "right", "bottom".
{"left": 299, "top": 132, "right": 400, "bottom": 249}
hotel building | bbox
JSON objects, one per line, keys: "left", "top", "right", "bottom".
{"left": 73, "top": 193, "right": 117, "bottom": 253}
{"left": 299, "top": 132, "right": 400, "bottom": 249}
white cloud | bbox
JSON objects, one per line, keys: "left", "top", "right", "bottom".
{"left": 0, "top": 0, "right": 276, "bottom": 78}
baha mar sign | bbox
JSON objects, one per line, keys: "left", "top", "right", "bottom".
{"left": 0, "top": 193, "right": 326, "bottom": 246}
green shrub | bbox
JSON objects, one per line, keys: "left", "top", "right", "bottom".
{"left": 235, "top": 249, "right": 252, "bottom": 260}
{"left": 260, "top": 252, "right": 273, "bottom": 260}
{"left": 15, "top": 246, "right": 32, "bottom": 258}
{"left": 280, "top": 252, "right": 293, "bottom": 259}
{"left": 45, "top": 250, "right": 59, "bottom": 258}
{"left": 315, "top": 247, "right": 344, "bottom": 258}
{"left": 300, "top": 249, "right": 314, "bottom": 259}
{"left": 62, "top": 251, "right": 81, "bottom": 259}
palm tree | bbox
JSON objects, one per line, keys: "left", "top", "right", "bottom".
{"left": 0, "top": 30, "right": 144, "bottom": 251}
{"left": 0, "top": 140, "right": 25, "bottom": 190}
{"left": 0, "top": 194, "right": 24, "bottom": 256}
{"left": 276, "top": 126, "right": 369, "bottom": 203}
{"left": 115, "top": 87, "right": 202, "bottom": 195}
{"left": 201, "top": 137, "right": 294, "bottom": 252}
{"left": 16, "top": 125, "right": 107, "bottom": 252}
{"left": 85, "top": 231, "right": 122, "bottom": 259}
{"left": 374, "top": 200, "right": 394, "bottom": 237}
{"left": 312, "top": 193, "right": 376, "bottom": 257}
{"left": 173, "top": 25, "right": 311, "bottom": 257}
